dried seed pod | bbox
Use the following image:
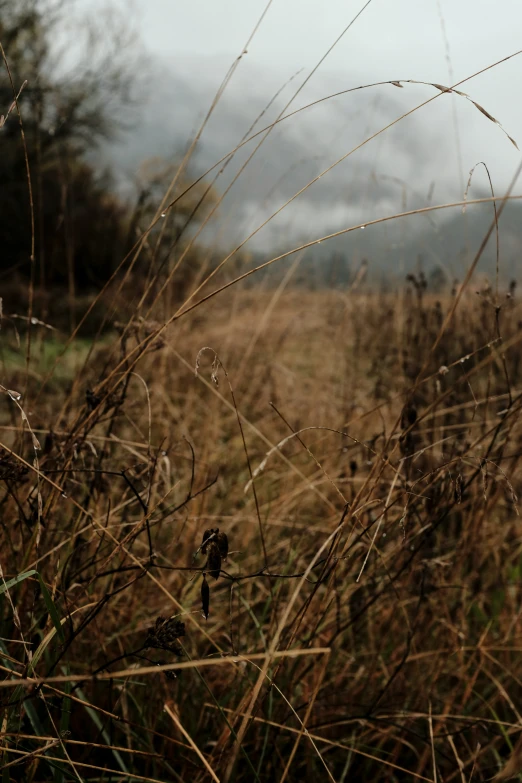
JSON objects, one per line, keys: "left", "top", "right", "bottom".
{"left": 43, "top": 430, "right": 54, "bottom": 455}
{"left": 454, "top": 474, "right": 463, "bottom": 504}
{"left": 201, "top": 528, "right": 218, "bottom": 555}
{"left": 201, "top": 575, "right": 210, "bottom": 620}
{"left": 146, "top": 616, "right": 185, "bottom": 654}
{"left": 86, "top": 388, "right": 101, "bottom": 411}
{"left": 401, "top": 403, "right": 417, "bottom": 429}
{"left": 0, "top": 448, "right": 29, "bottom": 482}
{"left": 207, "top": 541, "right": 221, "bottom": 580}
{"left": 216, "top": 531, "right": 228, "bottom": 561}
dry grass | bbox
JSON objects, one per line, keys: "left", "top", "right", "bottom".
{"left": 3, "top": 6, "right": 522, "bottom": 778}
{"left": 1, "top": 278, "right": 522, "bottom": 782}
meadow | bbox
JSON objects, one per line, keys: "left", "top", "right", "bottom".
{"left": 2, "top": 3, "right": 522, "bottom": 779}
{"left": 1, "top": 272, "right": 522, "bottom": 781}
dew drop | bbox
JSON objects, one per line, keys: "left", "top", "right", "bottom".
{"left": 161, "top": 212, "right": 166, "bottom": 218}
{"left": 360, "top": 225, "right": 365, "bottom": 230}
{"left": 61, "top": 492, "right": 68, "bottom": 499}
{"left": 7, "top": 390, "right": 22, "bottom": 401}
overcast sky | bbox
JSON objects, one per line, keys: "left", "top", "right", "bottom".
{"left": 84, "top": 0, "right": 522, "bottom": 252}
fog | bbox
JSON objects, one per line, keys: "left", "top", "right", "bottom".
{"left": 84, "top": 0, "right": 522, "bottom": 269}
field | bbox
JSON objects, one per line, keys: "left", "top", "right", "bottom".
{"left": 2, "top": 1, "right": 522, "bottom": 778}
{"left": 1, "top": 272, "right": 522, "bottom": 782}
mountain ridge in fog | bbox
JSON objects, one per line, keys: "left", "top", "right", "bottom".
{"left": 96, "top": 56, "right": 522, "bottom": 279}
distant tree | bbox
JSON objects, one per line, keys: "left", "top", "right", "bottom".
{"left": 135, "top": 157, "right": 219, "bottom": 241}
{"left": 428, "top": 265, "right": 449, "bottom": 293}
{"left": 129, "top": 156, "right": 220, "bottom": 303}
{"left": 0, "top": 0, "right": 139, "bottom": 292}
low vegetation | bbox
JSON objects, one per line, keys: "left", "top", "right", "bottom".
{"left": 2, "top": 2, "right": 522, "bottom": 781}
{"left": 1, "top": 278, "right": 522, "bottom": 781}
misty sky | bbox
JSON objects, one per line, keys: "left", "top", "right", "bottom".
{"left": 83, "top": 0, "right": 522, "bottom": 254}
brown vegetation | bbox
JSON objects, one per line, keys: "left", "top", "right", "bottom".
{"left": 1, "top": 279, "right": 522, "bottom": 781}
{"left": 2, "top": 2, "right": 522, "bottom": 781}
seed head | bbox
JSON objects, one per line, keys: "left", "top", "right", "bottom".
{"left": 146, "top": 617, "right": 185, "bottom": 654}
{"left": 201, "top": 575, "right": 210, "bottom": 620}
{"left": 216, "top": 531, "right": 228, "bottom": 561}
{"left": 207, "top": 541, "right": 221, "bottom": 580}
{"left": 201, "top": 528, "right": 218, "bottom": 555}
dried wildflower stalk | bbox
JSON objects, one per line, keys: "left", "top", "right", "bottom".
{"left": 201, "top": 575, "right": 210, "bottom": 620}
{"left": 216, "top": 531, "right": 228, "bottom": 560}
{"left": 200, "top": 528, "right": 218, "bottom": 555}
{"left": 196, "top": 527, "right": 229, "bottom": 581}
{"left": 145, "top": 617, "right": 185, "bottom": 655}
{"left": 207, "top": 542, "right": 222, "bottom": 581}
